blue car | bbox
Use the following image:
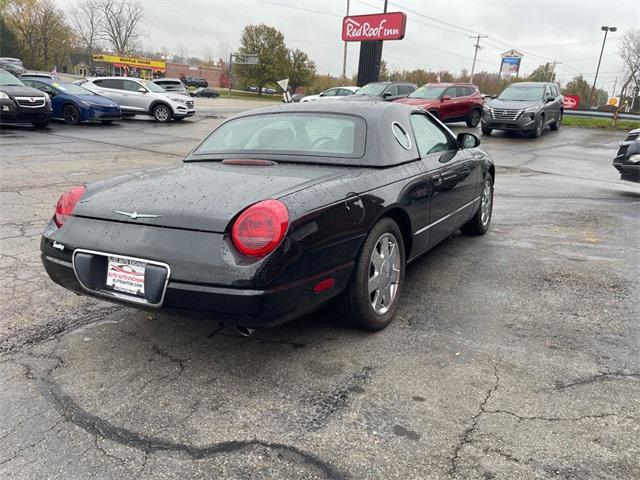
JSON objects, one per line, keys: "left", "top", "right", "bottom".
{"left": 20, "top": 77, "right": 121, "bottom": 124}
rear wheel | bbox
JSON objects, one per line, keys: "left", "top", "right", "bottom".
{"left": 481, "top": 125, "right": 492, "bottom": 135}
{"left": 62, "top": 104, "right": 81, "bottom": 125}
{"left": 461, "top": 174, "right": 493, "bottom": 235}
{"left": 466, "top": 108, "right": 482, "bottom": 128}
{"left": 152, "top": 104, "right": 171, "bottom": 123}
{"left": 338, "top": 218, "right": 405, "bottom": 331}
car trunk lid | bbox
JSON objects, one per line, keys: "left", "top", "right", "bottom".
{"left": 74, "top": 162, "right": 348, "bottom": 232}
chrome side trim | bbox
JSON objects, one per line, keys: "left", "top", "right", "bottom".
{"left": 72, "top": 249, "right": 171, "bottom": 308}
{"left": 413, "top": 195, "right": 481, "bottom": 237}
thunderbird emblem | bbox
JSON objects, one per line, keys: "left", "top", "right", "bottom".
{"left": 114, "top": 210, "right": 161, "bottom": 219}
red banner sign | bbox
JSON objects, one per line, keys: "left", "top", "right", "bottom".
{"left": 342, "top": 12, "right": 407, "bottom": 42}
{"left": 563, "top": 95, "right": 580, "bottom": 110}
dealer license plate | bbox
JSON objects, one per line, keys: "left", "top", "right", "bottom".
{"left": 106, "top": 256, "right": 146, "bottom": 296}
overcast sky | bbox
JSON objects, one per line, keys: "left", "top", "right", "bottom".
{"left": 58, "top": 0, "right": 639, "bottom": 94}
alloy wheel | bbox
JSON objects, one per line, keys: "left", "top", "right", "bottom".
{"left": 368, "top": 232, "right": 401, "bottom": 315}
{"left": 63, "top": 106, "right": 79, "bottom": 125}
{"left": 481, "top": 179, "right": 493, "bottom": 227}
{"left": 154, "top": 105, "right": 170, "bottom": 122}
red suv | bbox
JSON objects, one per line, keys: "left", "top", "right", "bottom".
{"left": 394, "top": 83, "right": 484, "bottom": 127}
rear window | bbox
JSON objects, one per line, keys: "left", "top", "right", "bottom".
{"left": 194, "top": 113, "right": 366, "bottom": 159}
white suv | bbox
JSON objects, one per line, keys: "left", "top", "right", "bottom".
{"left": 79, "top": 77, "right": 194, "bottom": 122}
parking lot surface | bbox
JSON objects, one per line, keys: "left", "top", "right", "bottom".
{"left": 1, "top": 105, "right": 639, "bottom": 479}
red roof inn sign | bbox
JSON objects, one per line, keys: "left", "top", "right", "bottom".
{"left": 342, "top": 12, "right": 407, "bottom": 42}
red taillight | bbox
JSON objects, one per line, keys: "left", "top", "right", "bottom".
{"left": 231, "top": 200, "right": 288, "bottom": 257}
{"left": 54, "top": 185, "right": 85, "bottom": 227}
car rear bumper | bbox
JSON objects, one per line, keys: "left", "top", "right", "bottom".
{"left": 41, "top": 247, "right": 353, "bottom": 328}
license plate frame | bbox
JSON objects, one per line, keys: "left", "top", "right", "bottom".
{"left": 72, "top": 249, "right": 171, "bottom": 307}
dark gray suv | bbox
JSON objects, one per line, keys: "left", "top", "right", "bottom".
{"left": 481, "top": 82, "right": 563, "bottom": 138}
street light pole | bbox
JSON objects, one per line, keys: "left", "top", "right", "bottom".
{"left": 590, "top": 25, "right": 617, "bottom": 106}
{"left": 341, "top": 0, "right": 350, "bottom": 79}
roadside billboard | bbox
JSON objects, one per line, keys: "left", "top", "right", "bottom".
{"left": 500, "top": 57, "right": 521, "bottom": 76}
{"left": 563, "top": 95, "right": 580, "bottom": 110}
{"left": 342, "top": 12, "right": 407, "bottom": 42}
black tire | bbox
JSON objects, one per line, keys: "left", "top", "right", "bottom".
{"left": 461, "top": 173, "right": 494, "bottom": 235}
{"left": 466, "top": 108, "right": 482, "bottom": 128}
{"left": 550, "top": 110, "right": 562, "bottom": 131}
{"left": 32, "top": 121, "right": 49, "bottom": 128}
{"left": 481, "top": 125, "right": 492, "bottom": 135}
{"left": 62, "top": 104, "right": 81, "bottom": 125}
{"left": 338, "top": 218, "right": 405, "bottom": 331}
{"left": 530, "top": 114, "right": 544, "bottom": 138}
{"left": 152, "top": 103, "right": 172, "bottom": 123}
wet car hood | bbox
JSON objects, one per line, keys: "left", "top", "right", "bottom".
{"left": 0, "top": 85, "right": 47, "bottom": 98}
{"left": 74, "top": 162, "right": 350, "bottom": 232}
{"left": 486, "top": 99, "right": 541, "bottom": 110}
{"left": 74, "top": 94, "right": 119, "bottom": 108}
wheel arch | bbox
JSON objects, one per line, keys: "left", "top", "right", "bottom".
{"left": 374, "top": 206, "right": 413, "bottom": 259}
{"left": 488, "top": 164, "right": 495, "bottom": 183}
{"left": 149, "top": 100, "right": 173, "bottom": 116}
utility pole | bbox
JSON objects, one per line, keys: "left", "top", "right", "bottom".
{"left": 469, "top": 34, "right": 488, "bottom": 83}
{"left": 612, "top": 76, "right": 618, "bottom": 97}
{"left": 551, "top": 60, "right": 561, "bottom": 81}
{"left": 591, "top": 25, "right": 617, "bottom": 106}
{"left": 341, "top": 0, "right": 350, "bottom": 79}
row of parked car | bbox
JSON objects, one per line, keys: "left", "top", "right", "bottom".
{"left": 0, "top": 68, "right": 201, "bottom": 127}
{"left": 298, "top": 80, "right": 565, "bottom": 139}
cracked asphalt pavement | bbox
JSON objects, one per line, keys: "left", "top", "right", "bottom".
{"left": 1, "top": 105, "right": 639, "bottom": 479}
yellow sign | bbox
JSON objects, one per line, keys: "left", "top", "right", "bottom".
{"left": 92, "top": 54, "right": 165, "bottom": 69}
{"left": 608, "top": 97, "right": 618, "bottom": 106}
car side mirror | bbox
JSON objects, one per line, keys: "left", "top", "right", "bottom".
{"left": 457, "top": 132, "right": 480, "bottom": 149}
{"left": 546, "top": 96, "right": 555, "bottom": 103}
{"left": 383, "top": 92, "right": 392, "bottom": 98}
{"left": 441, "top": 96, "right": 451, "bottom": 102}
{"left": 138, "top": 87, "right": 147, "bottom": 93}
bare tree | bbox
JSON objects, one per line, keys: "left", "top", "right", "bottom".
{"left": 217, "top": 41, "right": 231, "bottom": 63}
{"left": 618, "top": 30, "right": 640, "bottom": 105}
{"left": 174, "top": 44, "right": 188, "bottom": 64}
{"left": 96, "top": 0, "right": 144, "bottom": 55}
{"left": 70, "top": 0, "right": 103, "bottom": 65}
{"left": 202, "top": 46, "right": 214, "bottom": 66}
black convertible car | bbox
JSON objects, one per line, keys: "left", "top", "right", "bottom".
{"left": 41, "top": 102, "right": 495, "bottom": 332}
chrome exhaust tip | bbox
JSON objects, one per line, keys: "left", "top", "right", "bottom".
{"left": 235, "top": 325, "right": 256, "bottom": 337}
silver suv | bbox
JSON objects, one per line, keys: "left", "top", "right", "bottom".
{"left": 80, "top": 77, "right": 194, "bottom": 122}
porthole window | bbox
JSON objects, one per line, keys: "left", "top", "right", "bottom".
{"left": 392, "top": 122, "right": 411, "bottom": 150}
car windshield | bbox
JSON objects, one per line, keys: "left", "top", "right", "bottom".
{"left": 139, "top": 80, "right": 165, "bottom": 93}
{"left": 51, "top": 82, "right": 96, "bottom": 95}
{"left": 354, "top": 83, "right": 388, "bottom": 96}
{"left": 192, "top": 113, "right": 366, "bottom": 160}
{"left": 409, "top": 85, "right": 447, "bottom": 99}
{"left": 0, "top": 70, "right": 24, "bottom": 86}
{"left": 498, "top": 86, "right": 545, "bottom": 101}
